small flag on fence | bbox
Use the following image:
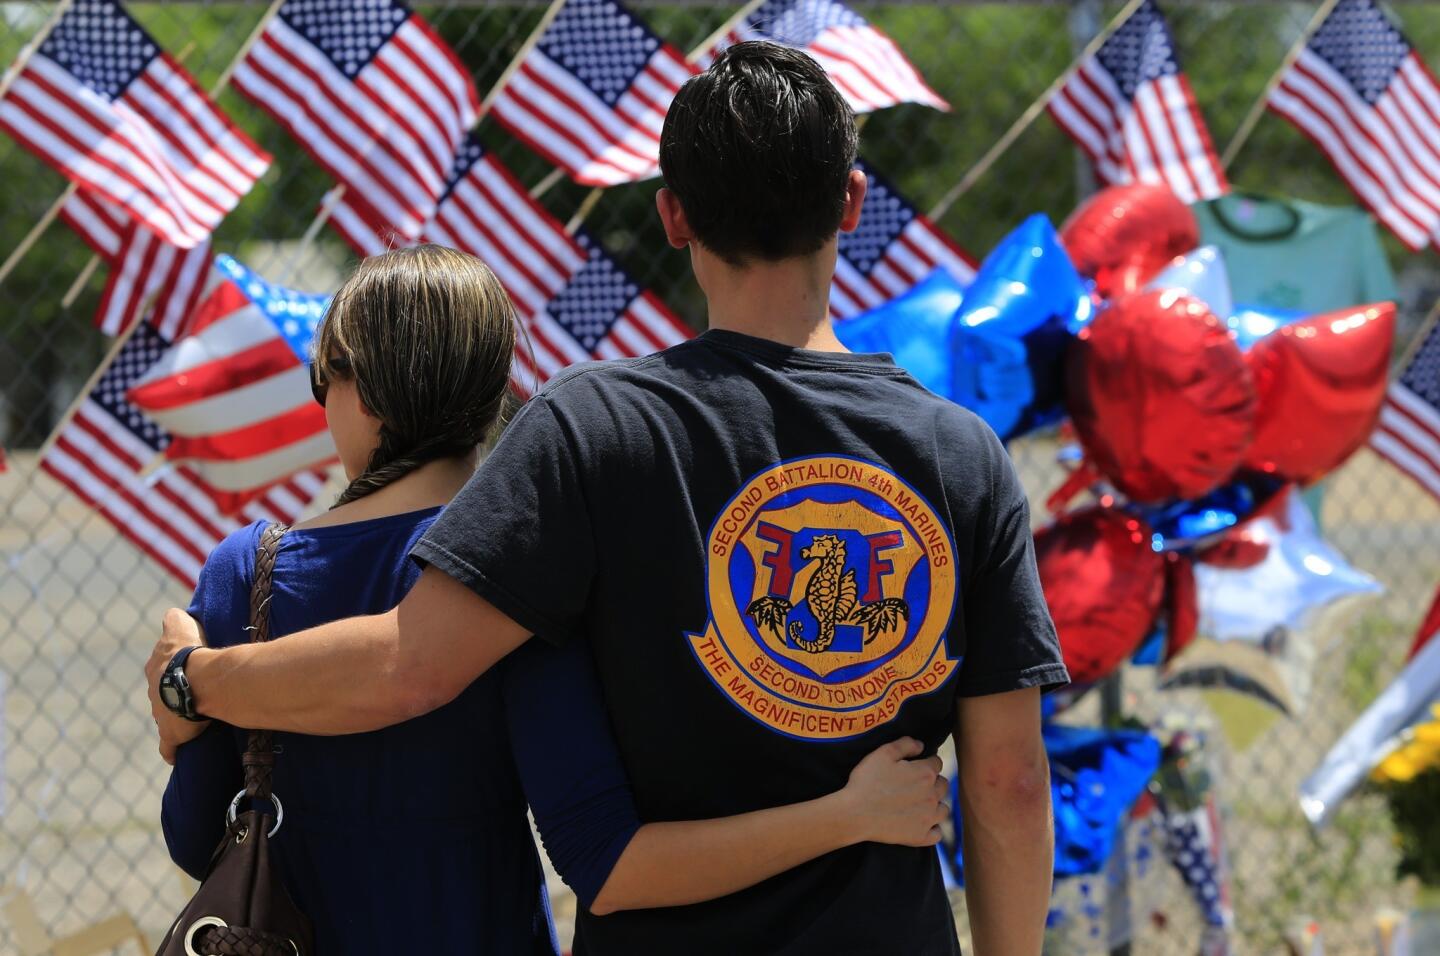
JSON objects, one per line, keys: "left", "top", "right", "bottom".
{"left": 125, "top": 255, "right": 335, "bottom": 500}
{"left": 1047, "top": 0, "right": 1227, "bottom": 204}
{"left": 490, "top": 0, "right": 695, "bottom": 186}
{"left": 702, "top": 0, "right": 946, "bottom": 115}
{"left": 516, "top": 230, "right": 691, "bottom": 394}
{"left": 40, "top": 321, "right": 325, "bottom": 587}
{"left": 829, "top": 159, "right": 976, "bottom": 320}
{"left": 94, "top": 221, "right": 215, "bottom": 340}
{"left": 231, "top": 0, "right": 481, "bottom": 242}
{"left": 0, "top": 0, "right": 270, "bottom": 248}
{"left": 1371, "top": 317, "right": 1440, "bottom": 502}
{"left": 58, "top": 190, "right": 215, "bottom": 341}
{"left": 331, "top": 134, "right": 588, "bottom": 321}
{"left": 1267, "top": 0, "right": 1440, "bottom": 251}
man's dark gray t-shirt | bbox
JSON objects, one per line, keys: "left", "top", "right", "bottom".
{"left": 413, "top": 328, "right": 1066, "bottom": 955}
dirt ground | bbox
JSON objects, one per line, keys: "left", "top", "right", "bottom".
{"left": 1, "top": 440, "right": 1437, "bottom": 954}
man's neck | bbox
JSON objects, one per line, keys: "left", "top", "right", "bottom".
{"left": 699, "top": 247, "right": 847, "bottom": 351}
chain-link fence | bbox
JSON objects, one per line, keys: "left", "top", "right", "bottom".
{"left": 2, "top": 0, "right": 1439, "bottom": 953}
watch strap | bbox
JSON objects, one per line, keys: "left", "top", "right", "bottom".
{"left": 168, "top": 644, "right": 198, "bottom": 674}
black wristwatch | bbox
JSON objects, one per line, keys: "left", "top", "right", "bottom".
{"left": 158, "top": 645, "right": 206, "bottom": 722}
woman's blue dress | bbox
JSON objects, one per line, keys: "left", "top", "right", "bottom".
{"left": 162, "top": 509, "right": 640, "bottom": 954}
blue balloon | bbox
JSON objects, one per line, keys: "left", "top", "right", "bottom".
{"left": 832, "top": 266, "right": 966, "bottom": 397}
{"left": 834, "top": 215, "right": 1089, "bottom": 440}
{"left": 1139, "top": 473, "right": 1287, "bottom": 552}
{"left": 1227, "top": 302, "right": 1308, "bottom": 351}
{"left": 951, "top": 214, "right": 1091, "bottom": 439}
{"left": 949, "top": 725, "right": 1161, "bottom": 881}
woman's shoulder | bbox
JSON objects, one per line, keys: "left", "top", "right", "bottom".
{"left": 189, "top": 521, "right": 270, "bottom": 649}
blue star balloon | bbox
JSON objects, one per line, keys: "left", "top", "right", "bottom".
{"left": 832, "top": 265, "right": 966, "bottom": 397}
{"left": 951, "top": 214, "right": 1091, "bottom": 439}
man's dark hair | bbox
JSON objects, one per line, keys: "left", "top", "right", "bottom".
{"left": 659, "top": 41, "right": 857, "bottom": 265}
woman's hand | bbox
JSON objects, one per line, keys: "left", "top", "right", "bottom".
{"left": 837, "top": 737, "right": 948, "bottom": 847}
{"left": 145, "top": 608, "right": 211, "bottom": 764}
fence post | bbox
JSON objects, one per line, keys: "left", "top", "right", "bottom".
{"left": 1063, "top": 2, "right": 1132, "bottom": 953}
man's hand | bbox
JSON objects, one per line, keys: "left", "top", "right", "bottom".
{"left": 838, "top": 737, "right": 948, "bottom": 847}
{"left": 144, "top": 608, "right": 210, "bottom": 765}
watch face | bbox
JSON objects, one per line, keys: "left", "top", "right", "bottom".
{"left": 159, "top": 680, "right": 182, "bottom": 711}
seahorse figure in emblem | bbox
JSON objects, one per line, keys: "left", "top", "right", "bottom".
{"left": 748, "top": 534, "right": 911, "bottom": 654}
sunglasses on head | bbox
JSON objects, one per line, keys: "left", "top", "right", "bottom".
{"left": 310, "top": 354, "right": 352, "bottom": 407}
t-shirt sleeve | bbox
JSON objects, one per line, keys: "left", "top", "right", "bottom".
{"left": 955, "top": 432, "right": 1068, "bottom": 697}
{"left": 502, "top": 638, "right": 640, "bottom": 910}
{"left": 412, "top": 396, "right": 596, "bottom": 647}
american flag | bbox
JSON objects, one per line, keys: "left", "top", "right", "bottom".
{"left": 1047, "top": 0, "right": 1227, "bottom": 204}
{"left": 231, "top": 0, "right": 481, "bottom": 242}
{"left": 0, "top": 0, "right": 269, "bottom": 248}
{"left": 93, "top": 219, "right": 215, "bottom": 340}
{"left": 829, "top": 160, "right": 977, "bottom": 320}
{"left": 125, "top": 255, "right": 335, "bottom": 499}
{"left": 330, "top": 133, "right": 588, "bottom": 321}
{"left": 1371, "top": 318, "right": 1440, "bottom": 502}
{"left": 489, "top": 0, "right": 695, "bottom": 186}
{"left": 1160, "top": 798, "right": 1234, "bottom": 935}
{"left": 517, "top": 230, "right": 692, "bottom": 393}
{"left": 703, "top": 0, "right": 946, "bottom": 115}
{"left": 40, "top": 322, "right": 326, "bottom": 587}
{"left": 1268, "top": 0, "right": 1440, "bottom": 251}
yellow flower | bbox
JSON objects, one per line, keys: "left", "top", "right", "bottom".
{"left": 1371, "top": 706, "right": 1440, "bottom": 785}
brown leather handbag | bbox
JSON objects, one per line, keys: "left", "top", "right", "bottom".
{"left": 157, "top": 523, "right": 313, "bottom": 956}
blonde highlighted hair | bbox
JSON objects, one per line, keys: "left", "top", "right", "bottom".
{"left": 313, "top": 244, "right": 518, "bottom": 505}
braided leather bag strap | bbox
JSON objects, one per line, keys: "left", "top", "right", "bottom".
{"left": 192, "top": 924, "right": 297, "bottom": 956}
{"left": 243, "top": 523, "right": 288, "bottom": 802}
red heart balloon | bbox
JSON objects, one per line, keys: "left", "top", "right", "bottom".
{"left": 1059, "top": 184, "right": 1200, "bottom": 301}
{"left": 1244, "top": 303, "right": 1396, "bottom": 483}
{"left": 1034, "top": 507, "right": 1165, "bottom": 684}
{"left": 1066, "top": 289, "right": 1256, "bottom": 503}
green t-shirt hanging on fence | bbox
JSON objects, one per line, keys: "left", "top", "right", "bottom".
{"left": 1192, "top": 194, "right": 1398, "bottom": 313}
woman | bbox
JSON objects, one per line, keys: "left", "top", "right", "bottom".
{"left": 161, "top": 245, "right": 947, "bottom": 953}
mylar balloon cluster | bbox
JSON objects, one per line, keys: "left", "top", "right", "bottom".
{"left": 839, "top": 182, "right": 1393, "bottom": 699}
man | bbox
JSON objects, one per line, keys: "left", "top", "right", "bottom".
{"left": 149, "top": 42, "right": 1065, "bottom": 954}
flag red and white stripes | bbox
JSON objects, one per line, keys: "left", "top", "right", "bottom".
{"left": 93, "top": 222, "right": 215, "bottom": 339}
{"left": 1371, "top": 317, "right": 1440, "bottom": 502}
{"left": 0, "top": 0, "right": 269, "bottom": 248}
{"left": 703, "top": 0, "right": 945, "bottom": 115}
{"left": 1047, "top": 0, "right": 1227, "bottom": 204}
{"left": 829, "top": 160, "right": 977, "bottom": 320}
{"left": 59, "top": 189, "right": 128, "bottom": 260}
{"left": 331, "top": 135, "right": 587, "bottom": 322}
{"left": 40, "top": 322, "right": 325, "bottom": 587}
{"left": 126, "top": 256, "right": 335, "bottom": 495}
{"left": 1268, "top": 0, "right": 1440, "bottom": 250}
{"left": 231, "top": 0, "right": 480, "bottom": 241}
{"left": 490, "top": 0, "right": 695, "bottom": 186}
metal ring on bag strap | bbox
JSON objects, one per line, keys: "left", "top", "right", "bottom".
{"left": 227, "top": 788, "right": 283, "bottom": 838}
{"left": 184, "top": 916, "right": 227, "bottom": 956}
